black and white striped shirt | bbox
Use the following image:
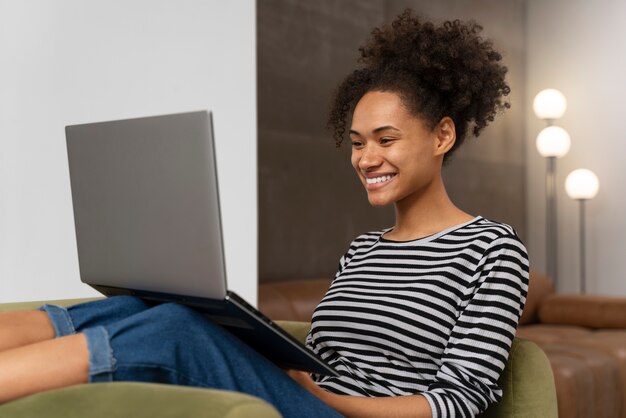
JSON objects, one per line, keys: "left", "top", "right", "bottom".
{"left": 306, "top": 216, "right": 529, "bottom": 418}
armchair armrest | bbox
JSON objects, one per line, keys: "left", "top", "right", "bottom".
{"left": 0, "top": 382, "right": 280, "bottom": 418}
{"left": 481, "top": 338, "right": 557, "bottom": 418}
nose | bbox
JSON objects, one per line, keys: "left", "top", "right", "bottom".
{"left": 357, "top": 144, "right": 383, "bottom": 171}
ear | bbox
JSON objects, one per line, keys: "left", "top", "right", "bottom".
{"left": 433, "top": 117, "right": 456, "bottom": 157}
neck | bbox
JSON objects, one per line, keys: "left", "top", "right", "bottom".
{"left": 388, "top": 176, "right": 474, "bottom": 241}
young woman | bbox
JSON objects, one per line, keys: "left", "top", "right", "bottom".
{"left": 0, "top": 11, "right": 527, "bottom": 418}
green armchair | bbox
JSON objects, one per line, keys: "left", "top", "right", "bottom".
{"left": 0, "top": 299, "right": 557, "bottom": 418}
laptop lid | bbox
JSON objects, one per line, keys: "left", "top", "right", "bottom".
{"left": 66, "top": 111, "right": 228, "bottom": 299}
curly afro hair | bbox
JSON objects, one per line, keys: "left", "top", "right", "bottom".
{"left": 328, "top": 9, "right": 510, "bottom": 162}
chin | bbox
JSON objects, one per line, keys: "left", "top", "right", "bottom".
{"left": 367, "top": 195, "right": 394, "bottom": 207}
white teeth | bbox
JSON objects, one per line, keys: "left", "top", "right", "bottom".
{"left": 366, "top": 174, "right": 394, "bottom": 185}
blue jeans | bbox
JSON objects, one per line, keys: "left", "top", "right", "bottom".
{"left": 40, "top": 296, "right": 342, "bottom": 418}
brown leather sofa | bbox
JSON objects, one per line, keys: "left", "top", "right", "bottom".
{"left": 259, "top": 272, "right": 626, "bottom": 418}
{"left": 517, "top": 272, "right": 626, "bottom": 418}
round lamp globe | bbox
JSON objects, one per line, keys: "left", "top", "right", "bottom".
{"left": 565, "top": 169, "right": 599, "bottom": 200}
{"left": 533, "top": 89, "right": 567, "bottom": 120}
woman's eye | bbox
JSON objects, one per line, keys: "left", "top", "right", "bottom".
{"left": 380, "top": 138, "right": 393, "bottom": 144}
{"left": 351, "top": 141, "right": 363, "bottom": 147}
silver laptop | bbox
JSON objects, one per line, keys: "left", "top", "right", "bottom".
{"left": 65, "top": 111, "right": 337, "bottom": 376}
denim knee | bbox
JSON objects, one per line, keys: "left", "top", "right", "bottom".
{"left": 39, "top": 296, "right": 151, "bottom": 338}
{"left": 99, "top": 303, "right": 259, "bottom": 385}
{"left": 82, "top": 302, "right": 203, "bottom": 383}
{"left": 149, "top": 302, "right": 199, "bottom": 322}
{"left": 38, "top": 304, "right": 75, "bottom": 337}
{"left": 106, "top": 303, "right": 211, "bottom": 362}
{"left": 67, "top": 296, "right": 151, "bottom": 331}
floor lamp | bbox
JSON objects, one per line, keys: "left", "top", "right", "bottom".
{"left": 533, "top": 89, "right": 570, "bottom": 290}
{"left": 565, "top": 169, "right": 599, "bottom": 294}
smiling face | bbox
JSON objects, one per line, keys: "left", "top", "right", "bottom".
{"left": 349, "top": 90, "right": 454, "bottom": 207}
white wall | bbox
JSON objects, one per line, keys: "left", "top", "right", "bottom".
{"left": 526, "top": 0, "right": 626, "bottom": 294}
{"left": 0, "top": 1, "right": 257, "bottom": 303}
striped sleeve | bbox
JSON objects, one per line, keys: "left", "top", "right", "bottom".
{"left": 420, "top": 236, "right": 529, "bottom": 417}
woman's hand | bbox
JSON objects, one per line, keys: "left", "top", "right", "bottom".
{"left": 285, "top": 369, "right": 334, "bottom": 402}
{"left": 285, "top": 369, "right": 432, "bottom": 418}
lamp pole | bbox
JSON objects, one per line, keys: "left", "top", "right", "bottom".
{"left": 579, "top": 199, "right": 586, "bottom": 293}
{"left": 546, "top": 156, "right": 558, "bottom": 289}
{"left": 534, "top": 89, "right": 568, "bottom": 290}
{"left": 565, "top": 168, "right": 599, "bottom": 295}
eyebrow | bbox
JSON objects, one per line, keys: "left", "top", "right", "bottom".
{"left": 349, "top": 125, "right": 401, "bottom": 137}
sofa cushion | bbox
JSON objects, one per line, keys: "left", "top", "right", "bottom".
{"left": 567, "top": 331, "right": 626, "bottom": 418}
{"left": 516, "top": 324, "right": 592, "bottom": 345}
{"left": 517, "top": 326, "right": 626, "bottom": 418}
{"left": 544, "top": 344, "right": 621, "bottom": 418}
{"left": 539, "top": 294, "right": 626, "bottom": 329}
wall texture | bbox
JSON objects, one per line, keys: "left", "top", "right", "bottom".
{"left": 258, "top": 0, "right": 527, "bottom": 282}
